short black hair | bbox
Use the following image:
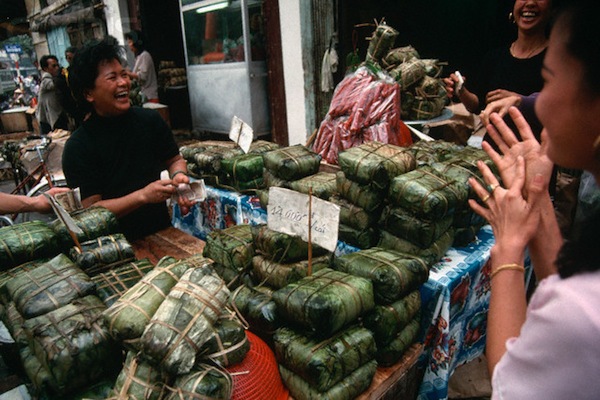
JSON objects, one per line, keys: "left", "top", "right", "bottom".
{"left": 39, "top": 55, "right": 58, "bottom": 70}
{"left": 69, "top": 36, "right": 125, "bottom": 113}
{"left": 125, "top": 30, "right": 146, "bottom": 54}
{"left": 65, "top": 46, "right": 77, "bottom": 55}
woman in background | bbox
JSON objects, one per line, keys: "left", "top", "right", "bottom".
{"left": 125, "top": 30, "right": 159, "bottom": 103}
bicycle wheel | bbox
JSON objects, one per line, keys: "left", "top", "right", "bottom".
{"left": 15, "top": 178, "right": 69, "bottom": 224}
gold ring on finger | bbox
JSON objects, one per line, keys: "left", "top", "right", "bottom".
{"left": 482, "top": 194, "right": 490, "bottom": 203}
{"left": 489, "top": 184, "right": 499, "bottom": 193}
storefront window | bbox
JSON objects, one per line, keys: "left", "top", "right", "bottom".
{"left": 182, "top": 0, "right": 265, "bottom": 65}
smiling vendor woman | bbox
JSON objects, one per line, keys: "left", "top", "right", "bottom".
{"left": 62, "top": 36, "right": 194, "bottom": 240}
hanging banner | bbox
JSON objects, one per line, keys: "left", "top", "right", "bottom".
{"left": 267, "top": 187, "right": 340, "bottom": 252}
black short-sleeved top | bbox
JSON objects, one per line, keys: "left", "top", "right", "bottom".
{"left": 62, "top": 107, "right": 179, "bottom": 239}
{"left": 470, "top": 46, "right": 546, "bottom": 114}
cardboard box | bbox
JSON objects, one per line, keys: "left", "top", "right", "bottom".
{"left": 0, "top": 106, "right": 29, "bottom": 133}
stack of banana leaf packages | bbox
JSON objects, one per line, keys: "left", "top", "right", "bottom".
{"left": 162, "top": 364, "right": 232, "bottom": 400}
{"left": 287, "top": 171, "right": 338, "bottom": 200}
{"left": 407, "top": 139, "right": 464, "bottom": 167}
{"left": 140, "top": 267, "right": 230, "bottom": 375}
{"left": 262, "top": 144, "right": 322, "bottom": 182}
{"left": 363, "top": 290, "right": 423, "bottom": 367}
{"left": 333, "top": 141, "right": 417, "bottom": 249}
{"left": 271, "top": 268, "right": 376, "bottom": 399}
{"left": 191, "top": 145, "right": 245, "bottom": 186}
{"left": 68, "top": 233, "right": 136, "bottom": 276}
{"left": 48, "top": 206, "right": 120, "bottom": 251}
{"left": 203, "top": 224, "right": 255, "bottom": 288}
{"left": 431, "top": 146, "right": 499, "bottom": 246}
{"left": 334, "top": 248, "right": 427, "bottom": 366}
{"left": 220, "top": 153, "right": 266, "bottom": 192}
{"left": 250, "top": 224, "right": 332, "bottom": 289}
{"left": 110, "top": 350, "right": 167, "bottom": 400}
{"left": 0, "top": 221, "right": 60, "bottom": 270}
{"left": 197, "top": 316, "right": 250, "bottom": 367}
{"left": 179, "top": 141, "right": 234, "bottom": 179}
{"left": 22, "top": 295, "right": 122, "bottom": 396}
{"left": 91, "top": 258, "right": 155, "bottom": 307}
{"left": 102, "top": 255, "right": 209, "bottom": 349}
{"left": 6, "top": 254, "right": 95, "bottom": 319}
{"left": 274, "top": 325, "right": 378, "bottom": 400}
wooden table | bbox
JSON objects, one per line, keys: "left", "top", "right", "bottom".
{"left": 130, "top": 226, "right": 205, "bottom": 264}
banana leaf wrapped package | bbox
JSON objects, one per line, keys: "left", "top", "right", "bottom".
{"left": 382, "top": 45, "right": 420, "bottom": 68}
{"left": 389, "top": 58, "right": 426, "bottom": 90}
{"left": 378, "top": 228, "right": 454, "bottom": 267}
{"left": 387, "top": 167, "right": 468, "bottom": 219}
{"left": 280, "top": 360, "right": 377, "bottom": 400}
{"left": 49, "top": 206, "right": 120, "bottom": 251}
{"left": 111, "top": 351, "right": 167, "bottom": 400}
{"left": 230, "top": 284, "right": 280, "bottom": 334}
{"left": 338, "top": 141, "right": 416, "bottom": 190}
{"left": 220, "top": 153, "right": 265, "bottom": 184}
{"left": 199, "top": 317, "right": 249, "bottom": 367}
{"left": 263, "top": 144, "right": 322, "bottom": 181}
{"left": 92, "top": 258, "right": 155, "bottom": 307}
{"left": 20, "top": 345, "right": 57, "bottom": 396}
{"left": 430, "top": 161, "right": 488, "bottom": 201}
{"left": 329, "top": 195, "right": 378, "bottom": 231}
{"left": 6, "top": 253, "right": 95, "bottom": 319}
{"left": 336, "top": 171, "right": 385, "bottom": 213}
{"left": 272, "top": 268, "right": 374, "bottom": 337}
{"left": 203, "top": 224, "right": 255, "bottom": 272}
{"left": 338, "top": 224, "right": 379, "bottom": 250}
{"left": 164, "top": 364, "right": 232, "bottom": 400}
{"left": 103, "top": 255, "right": 208, "bottom": 347}
{"left": 2, "top": 301, "right": 28, "bottom": 349}
{"left": 0, "top": 221, "right": 59, "bottom": 271}
{"left": 363, "top": 290, "right": 421, "bottom": 346}
{"left": 453, "top": 225, "right": 485, "bottom": 247}
{"left": 380, "top": 205, "right": 454, "bottom": 248}
{"left": 252, "top": 254, "right": 331, "bottom": 289}
{"left": 333, "top": 248, "right": 429, "bottom": 304}
{"left": 288, "top": 172, "right": 338, "bottom": 200}
{"left": 69, "top": 233, "right": 135, "bottom": 276}
{"left": 193, "top": 146, "right": 244, "bottom": 175}
{"left": 366, "top": 22, "right": 399, "bottom": 63}
{"left": 273, "top": 326, "right": 376, "bottom": 392}
{"left": 453, "top": 208, "right": 486, "bottom": 229}
{"left": 375, "top": 315, "right": 421, "bottom": 367}
{"left": 140, "top": 269, "right": 230, "bottom": 375}
{"left": 0, "top": 258, "right": 49, "bottom": 304}
{"left": 263, "top": 168, "right": 290, "bottom": 188}
{"left": 23, "top": 295, "right": 121, "bottom": 395}
{"left": 251, "top": 224, "right": 328, "bottom": 263}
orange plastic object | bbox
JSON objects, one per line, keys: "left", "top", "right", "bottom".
{"left": 227, "top": 331, "right": 289, "bottom": 400}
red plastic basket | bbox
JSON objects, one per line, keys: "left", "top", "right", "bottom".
{"left": 227, "top": 331, "right": 289, "bottom": 400}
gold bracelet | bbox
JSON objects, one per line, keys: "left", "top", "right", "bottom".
{"left": 490, "top": 263, "right": 525, "bottom": 280}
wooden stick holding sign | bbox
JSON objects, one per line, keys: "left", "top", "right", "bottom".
{"left": 229, "top": 116, "right": 253, "bottom": 153}
{"left": 308, "top": 187, "right": 313, "bottom": 275}
{"left": 267, "top": 187, "right": 340, "bottom": 276}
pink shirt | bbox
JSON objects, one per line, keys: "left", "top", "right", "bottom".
{"left": 492, "top": 271, "right": 600, "bottom": 399}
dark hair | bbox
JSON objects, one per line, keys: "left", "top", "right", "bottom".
{"left": 39, "top": 55, "right": 58, "bottom": 70}
{"left": 125, "top": 30, "right": 146, "bottom": 54}
{"left": 65, "top": 46, "right": 77, "bottom": 55}
{"left": 554, "top": 0, "right": 600, "bottom": 279}
{"left": 69, "top": 36, "right": 125, "bottom": 114}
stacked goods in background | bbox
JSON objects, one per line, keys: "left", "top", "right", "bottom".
{"left": 179, "top": 140, "right": 279, "bottom": 192}
{"left": 158, "top": 60, "right": 187, "bottom": 89}
{"left": 312, "top": 21, "right": 450, "bottom": 165}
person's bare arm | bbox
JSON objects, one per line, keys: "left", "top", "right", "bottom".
{"left": 0, "top": 187, "right": 70, "bottom": 214}
{"left": 165, "top": 154, "right": 194, "bottom": 215}
{"left": 443, "top": 73, "right": 480, "bottom": 113}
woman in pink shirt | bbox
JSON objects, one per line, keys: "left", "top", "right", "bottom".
{"left": 468, "top": 1, "right": 600, "bottom": 398}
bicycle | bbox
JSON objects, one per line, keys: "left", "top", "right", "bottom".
{"left": 1, "top": 135, "right": 68, "bottom": 225}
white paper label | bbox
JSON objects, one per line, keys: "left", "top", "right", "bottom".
{"left": 267, "top": 187, "right": 340, "bottom": 252}
{"left": 229, "top": 115, "right": 253, "bottom": 153}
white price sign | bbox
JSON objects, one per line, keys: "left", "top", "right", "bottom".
{"left": 267, "top": 187, "right": 340, "bottom": 252}
{"left": 229, "top": 116, "right": 253, "bottom": 153}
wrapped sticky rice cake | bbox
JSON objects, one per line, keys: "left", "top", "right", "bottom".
{"left": 375, "top": 316, "right": 421, "bottom": 367}
{"left": 288, "top": 171, "right": 337, "bottom": 200}
{"left": 7, "top": 253, "right": 95, "bottom": 319}
{"left": 230, "top": 284, "right": 280, "bottom": 334}
{"left": 280, "top": 360, "right": 377, "bottom": 400}
{"left": 49, "top": 206, "right": 119, "bottom": 251}
{"left": 164, "top": 364, "right": 232, "bottom": 400}
{"left": 263, "top": 144, "right": 322, "bottom": 181}
{"left": 220, "top": 153, "right": 265, "bottom": 184}
{"left": 274, "top": 326, "right": 376, "bottom": 392}
{"left": 23, "top": 295, "right": 121, "bottom": 394}
{"left": 199, "top": 318, "right": 250, "bottom": 367}
{"left": 379, "top": 205, "right": 454, "bottom": 248}
{"left": 203, "top": 224, "right": 255, "bottom": 272}
{"left": 337, "top": 224, "right": 379, "bottom": 250}
{"left": 336, "top": 171, "right": 385, "bottom": 213}
{"left": 103, "top": 255, "right": 209, "bottom": 346}
{"left": 0, "top": 221, "right": 59, "bottom": 270}
{"left": 0, "top": 258, "right": 49, "bottom": 304}
{"left": 378, "top": 228, "right": 454, "bottom": 267}
{"left": 69, "top": 233, "right": 135, "bottom": 276}
{"left": 141, "top": 268, "right": 230, "bottom": 375}
{"left": 92, "top": 258, "right": 155, "bottom": 307}
{"left": 111, "top": 351, "right": 166, "bottom": 400}
{"left": 329, "top": 195, "right": 379, "bottom": 231}
{"left": 251, "top": 224, "right": 328, "bottom": 263}
{"left": 363, "top": 290, "right": 421, "bottom": 346}
{"left": 333, "top": 247, "right": 429, "bottom": 304}
{"left": 273, "top": 268, "right": 374, "bottom": 336}
{"left": 338, "top": 141, "right": 416, "bottom": 190}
